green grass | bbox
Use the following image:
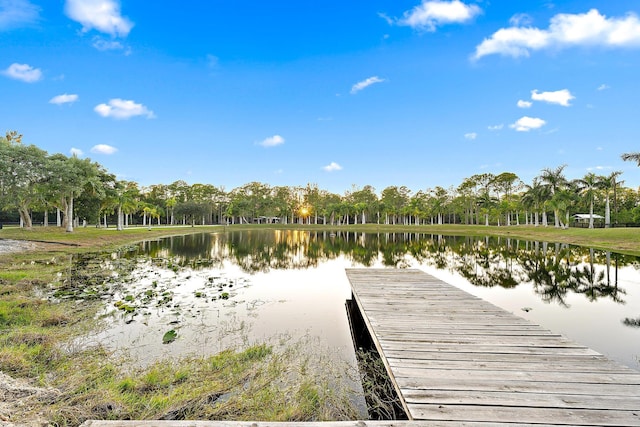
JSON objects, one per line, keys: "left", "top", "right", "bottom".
{"left": 37, "top": 343, "right": 357, "bottom": 426}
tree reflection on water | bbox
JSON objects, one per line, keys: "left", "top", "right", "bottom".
{"left": 134, "top": 230, "right": 639, "bottom": 309}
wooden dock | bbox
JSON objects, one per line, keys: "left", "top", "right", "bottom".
{"left": 346, "top": 268, "right": 640, "bottom": 426}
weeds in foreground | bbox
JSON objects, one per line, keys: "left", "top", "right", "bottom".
{"left": 356, "top": 350, "right": 406, "bottom": 420}
{"left": 33, "top": 342, "right": 359, "bottom": 426}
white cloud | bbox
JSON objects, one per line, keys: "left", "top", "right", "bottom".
{"left": 474, "top": 9, "right": 640, "bottom": 60}
{"left": 488, "top": 124, "right": 504, "bottom": 131}
{"left": 398, "top": 0, "right": 481, "bottom": 31}
{"left": 587, "top": 165, "right": 612, "bottom": 171}
{"left": 2, "top": 62, "right": 42, "bottom": 82}
{"left": 517, "top": 100, "right": 532, "bottom": 108}
{"left": 509, "top": 13, "right": 533, "bottom": 27}
{"left": 510, "top": 116, "right": 546, "bottom": 132}
{"left": 258, "top": 135, "right": 285, "bottom": 147}
{"left": 323, "top": 162, "right": 343, "bottom": 172}
{"left": 597, "top": 83, "right": 610, "bottom": 91}
{"left": 351, "top": 76, "right": 385, "bottom": 94}
{"left": 90, "top": 144, "right": 117, "bottom": 155}
{"left": 94, "top": 98, "right": 155, "bottom": 119}
{"left": 531, "top": 89, "right": 574, "bottom": 106}
{"left": 49, "top": 93, "right": 78, "bottom": 105}
{"left": 70, "top": 147, "right": 83, "bottom": 157}
{"left": 92, "top": 37, "right": 124, "bottom": 51}
{"left": 65, "top": 0, "right": 133, "bottom": 37}
{"left": 0, "top": 0, "right": 40, "bottom": 30}
{"left": 464, "top": 132, "right": 477, "bottom": 140}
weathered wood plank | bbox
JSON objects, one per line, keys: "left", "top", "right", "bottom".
{"left": 386, "top": 357, "right": 636, "bottom": 374}
{"left": 80, "top": 421, "right": 564, "bottom": 427}
{"left": 379, "top": 342, "right": 600, "bottom": 355}
{"left": 396, "top": 376, "right": 640, "bottom": 397}
{"left": 407, "top": 404, "right": 640, "bottom": 426}
{"left": 391, "top": 366, "right": 640, "bottom": 384}
{"left": 346, "top": 268, "right": 640, "bottom": 426}
{"left": 375, "top": 332, "right": 581, "bottom": 346}
{"left": 401, "top": 389, "right": 640, "bottom": 411}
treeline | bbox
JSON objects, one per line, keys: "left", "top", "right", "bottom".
{"left": 2, "top": 131, "right": 640, "bottom": 230}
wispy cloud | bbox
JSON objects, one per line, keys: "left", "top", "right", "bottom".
{"left": 488, "top": 124, "right": 504, "bottom": 131}
{"left": 351, "top": 76, "right": 385, "bottom": 94}
{"left": 531, "top": 89, "right": 574, "bottom": 106}
{"left": 92, "top": 37, "right": 125, "bottom": 51}
{"left": 397, "top": 0, "right": 481, "bottom": 31}
{"left": 517, "top": 100, "right": 532, "bottom": 108}
{"left": 597, "top": 83, "right": 610, "bottom": 91}
{"left": 94, "top": 98, "right": 155, "bottom": 119}
{"left": 65, "top": 0, "right": 133, "bottom": 37}
{"left": 510, "top": 116, "right": 546, "bottom": 132}
{"left": 474, "top": 9, "right": 640, "bottom": 60}
{"left": 587, "top": 165, "right": 612, "bottom": 171}
{"left": 509, "top": 13, "right": 533, "bottom": 27}
{"left": 2, "top": 62, "right": 41, "bottom": 82}
{"left": 0, "top": 0, "right": 40, "bottom": 31}
{"left": 70, "top": 147, "right": 83, "bottom": 157}
{"left": 323, "top": 162, "right": 343, "bottom": 172}
{"left": 91, "top": 144, "right": 118, "bottom": 155}
{"left": 258, "top": 135, "right": 285, "bottom": 147}
{"left": 49, "top": 93, "right": 78, "bottom": 105}
{"left": 464, "top": 132, "right": 477, "bottom": 140}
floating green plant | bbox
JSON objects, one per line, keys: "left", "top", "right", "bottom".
{"left": 162, "top": 329, "right": 178, "bottom": 344}
{"left": 114, "top": 300, "right": 136, "bottom": 313}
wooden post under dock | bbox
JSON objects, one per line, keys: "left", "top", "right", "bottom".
{"left": 345, "top": 268, "right": 640, "bottom": 426}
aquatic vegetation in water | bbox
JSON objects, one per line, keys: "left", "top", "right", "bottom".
{"left": 162, "top": 329, "right": 178, "bottom": 344}
{"left": 623, "top": 316, "right": 640, "bottom": 327}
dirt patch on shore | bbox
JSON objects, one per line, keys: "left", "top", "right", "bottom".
{"left": 0, "top": 240, "right": 36, "bottom": 255}
{"left": 0, "top": 371, "right": 59, "bottom": 426}
{"left": 0, "top": 239, "right": 82, "bottom": 256}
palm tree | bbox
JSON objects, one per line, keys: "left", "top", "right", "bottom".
{"left": 113, "top": 181, "right": 139, "bottom": 231}
{"left": 600, "top": 171, "right": 622, "bottom": 228}
{"left": 621, "top": 152, "right": 640, "bottom": 166}
{"left": 575, "top": 173, "right": 599, "bottom": 228}
{"left": 521, "top": 178, "right": 548, "bottom": 226}
{"left": 539, "top": 165, "right": 567, "bottom": 228}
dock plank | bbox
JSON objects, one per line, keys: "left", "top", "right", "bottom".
{"left": 346, "top": 268, "right": 640, "bottom": 426}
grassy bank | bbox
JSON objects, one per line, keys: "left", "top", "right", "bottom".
{"left": 2, "top": 223, "right": 640, "bottom": 257}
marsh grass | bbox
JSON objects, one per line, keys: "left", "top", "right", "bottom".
{"left": 355, "top": 350, "right": 406, "bottom": 420}
{"left": 38, "top": 341, "right": 359, "bottom": 426}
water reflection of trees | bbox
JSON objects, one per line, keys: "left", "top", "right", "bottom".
{"left": 135, "top": 230, "right": 638, "bottom": 305}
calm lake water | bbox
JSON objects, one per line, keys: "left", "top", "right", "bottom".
{"left": 91, "top": 229, "right": 640, "bottom": 374}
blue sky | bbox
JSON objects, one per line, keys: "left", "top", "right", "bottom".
{"left": 2, "top": 0, "right": 640, "bottom": 194}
